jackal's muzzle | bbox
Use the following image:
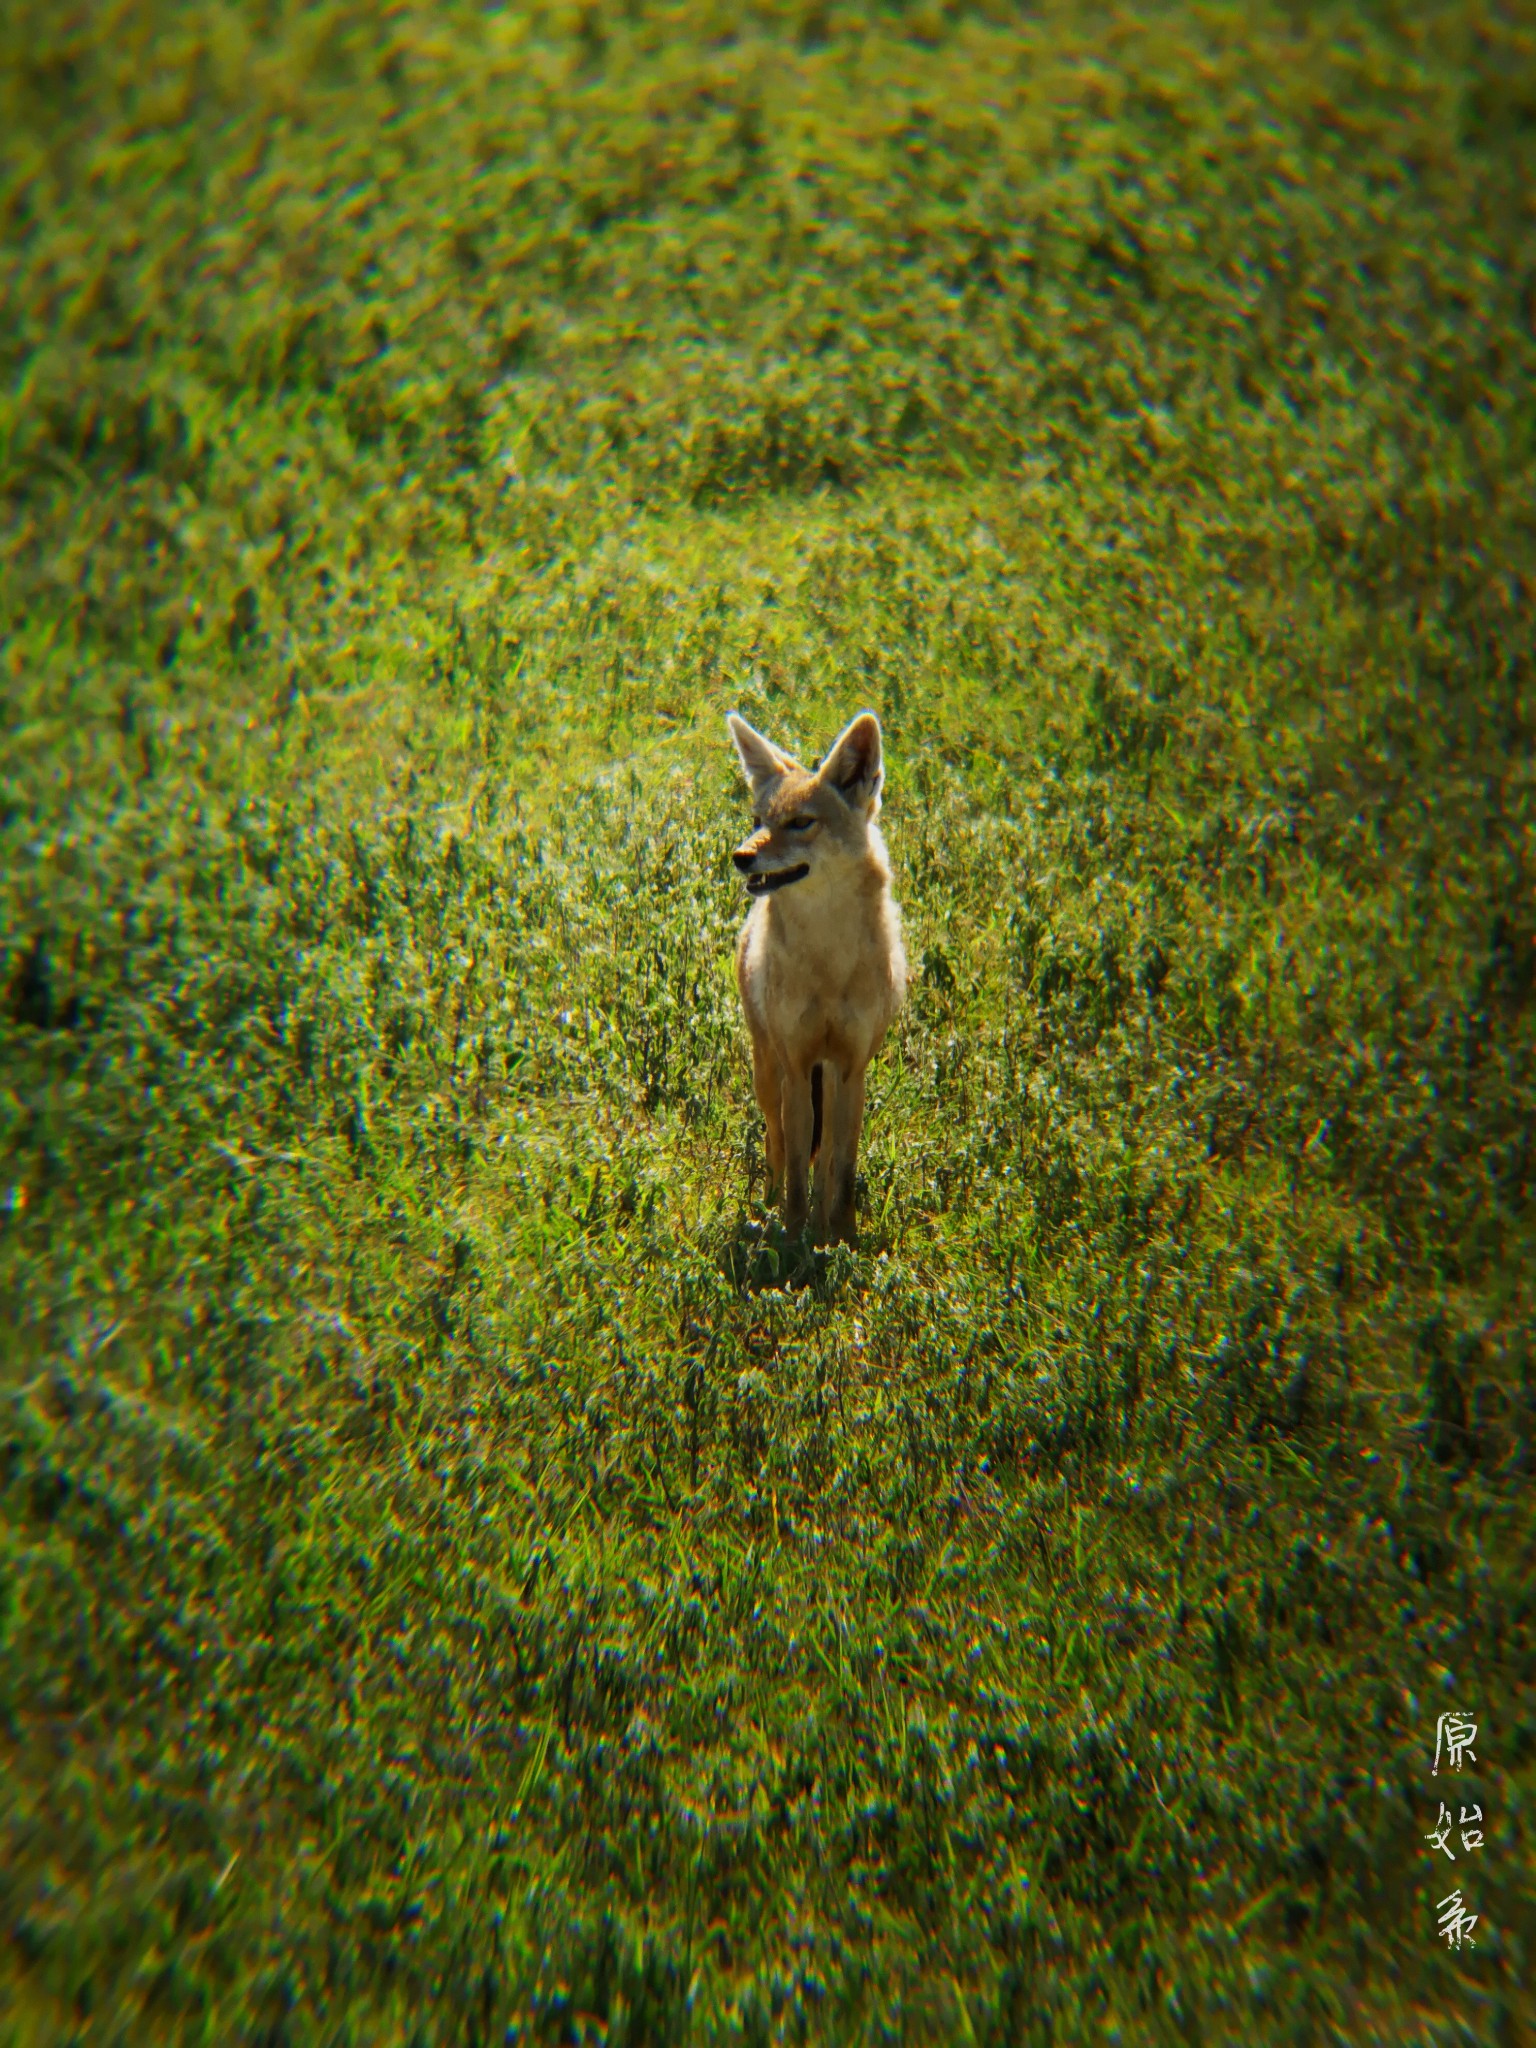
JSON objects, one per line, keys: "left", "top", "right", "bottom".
{"left": 734, "top": 830, "right": 810, "bottom": 894}
{"left": 741, "top": 863, "right": 810, "bottom": 896}
{"left": 733, "top": 826, "right": 811, "bottom": 896}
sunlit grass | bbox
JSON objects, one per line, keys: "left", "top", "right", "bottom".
{"left": 2, "top": 2, "right": 1533, "bottom": 2043}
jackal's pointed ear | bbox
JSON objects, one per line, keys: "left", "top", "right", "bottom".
{"left": 727, "top": 713, "right": 795, "bottom": 794}
{"left": 820, "top": 712, "right": 884, "bottom": 814}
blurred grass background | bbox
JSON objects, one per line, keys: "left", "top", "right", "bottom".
{"left": 2, "top": 2, "right": 1534, "bottom": 2042}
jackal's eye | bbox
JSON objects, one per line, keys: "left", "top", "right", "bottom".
{"left": 786, "top": 816, "right": 815, "bottom": 833}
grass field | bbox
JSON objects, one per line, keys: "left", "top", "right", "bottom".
{"left": 3, "top": 2, "right": 1535, "bottom": 2042}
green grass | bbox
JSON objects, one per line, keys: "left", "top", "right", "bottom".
{"left": 2, "top": 1, "right": 1535, "bottom": 2042}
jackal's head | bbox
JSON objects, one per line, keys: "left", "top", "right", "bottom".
{"left": 726, "top": 711, "right": 886, "bottom": 897}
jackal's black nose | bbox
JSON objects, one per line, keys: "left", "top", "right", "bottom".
{"left": 732, "top": 849, "right": 756, "bottom": 873}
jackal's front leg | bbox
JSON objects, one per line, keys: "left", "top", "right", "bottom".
{"left": 749, "top": 1038, "right": 785, "bottom": 1198}
{"left": 810, "top": 1063, "right": 840, "bottom": 1244}
{"left": 821, "top": 1064, "right": 866, "bottom": 1245}
{"left": 780, "top": 1062, "right": 816, "bottom": 1238}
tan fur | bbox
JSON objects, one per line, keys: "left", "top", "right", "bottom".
{"left": 727, "top": 710, "right": 908, "bottom": 1244}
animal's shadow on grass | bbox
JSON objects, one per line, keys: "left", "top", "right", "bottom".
{"left": 717, "top": 1209, "right": 860, "bottom": 1300}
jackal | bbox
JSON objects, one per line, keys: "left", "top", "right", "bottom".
{"left": 727, "top": 710, "right": 908, "bottom": 1244}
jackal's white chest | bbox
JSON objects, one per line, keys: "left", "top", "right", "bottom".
{"left": 742, "top": 880, "right": 906, "bottom": 1076}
